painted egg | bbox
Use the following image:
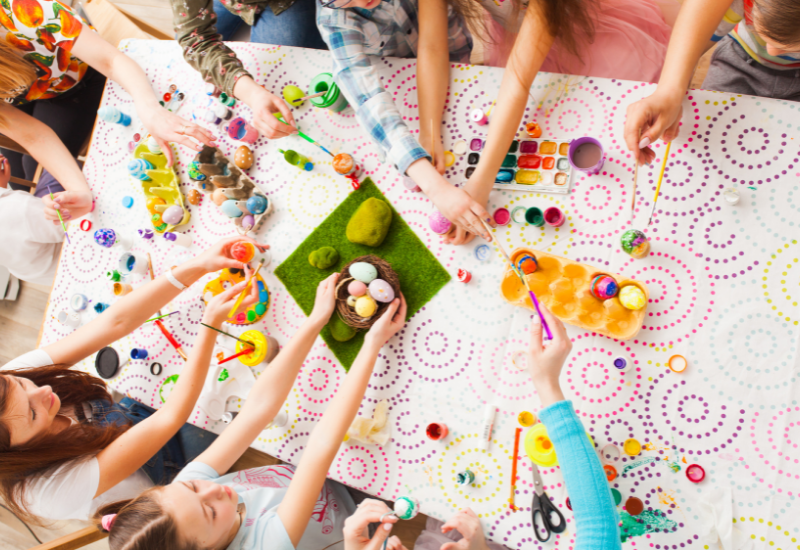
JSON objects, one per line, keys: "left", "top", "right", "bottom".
{"left": 347, "top": 280, "right": 367, "bottom": 297}
{"left": 128, "top": 158, "right": 153, "bottom": 181}
{"left": 282, "top": 84, "right": 304, "bottom": 105}
{"left": 93, "top": 228, "right": 116, "bottom": 248}
{"left": 346, "top": 295, "right": 358, "bottom": 307}
{"left": 349, "top": 262, "right": 378, "bottom": 284}
{"left": 162, "top": 205, "right": 184, "bottom": 225}
{"left": 368, "top": 279, "right": 394, "bottom": 303}
{"left": 241, "top": 214, "right": 255, "bottom": 231}
{"left": 146, "top": 197, "right": 166, "bottom": 213}
{"left": 619, "top": 285, "right": 646, "bottom": 310}
{"left": 212, "top": 189, "right": 228, "bottom": 206}
{"left": 188, "top": 161, "right": 206, "bottom": 181}
{"left": 220, "top": 200, "right": 243, "bottom": 218}
{"left": 355, "top": 295, "right": 377, "bottom": 318}
{"left": 187, "top": 189, "right": 201, "bottom": 205}
{"left": 428, "top": 210, "right": 452, "bottom": 235}
{"left": 235, "top": 145, "right": 254, "bottom": 169}
{"left": 146, "top": 136, "right": 162, "bottom": 154}
{"left": 246, "top": 195, "right": 267, "bottom": 215}
{"left": 590, "top": 275, "right": 619, "bottom": 300}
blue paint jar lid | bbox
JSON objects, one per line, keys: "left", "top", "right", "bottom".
{"left": 474, "top": 244, "right": 491, "bottom": 262}
{"left": 122, "top": 196, "right": 134, "bottom": 208}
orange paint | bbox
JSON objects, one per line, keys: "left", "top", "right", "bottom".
{"left": 333, "top": 153, "right": 355, "bottom": 175}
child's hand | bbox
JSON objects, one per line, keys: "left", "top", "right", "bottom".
{"left": 238, "top": 79, "right": 298, "bottom": 139}
{"left": 364, "top": 294, "right": 407, "bottom": 348}
{"left": 138, "top": 104, "right": 218, "bottom": 166}
{"left": 195, "top": 236, "right": 269, "bottom": 273}
{"left": 0, "top": 155, "right": 9, "bottom": 189}
{"left": 342, "top": 499, "right": 399, "bottom": 550}
{"left": 419, "top": 130, "right": 446, "bottom": 175}
{"left": 527, "top": 306, "right": 571, "bottom": 396}
{"left": 440, "top": 509, "right": 490, "bottom": 550}
{"left": 309, "top": 272, "right": 340, "bottom": 326}
{"left": 42, "top": 190, "right": 93, "bottom": 223}
{"left": 428, "top": 182, "right": 493, "bottom": 245}
{"left": 202, "top": 265, "right": 260, "bottom": 326}
{"left": 624, "top": 89, "right": 683, "bottom": 165}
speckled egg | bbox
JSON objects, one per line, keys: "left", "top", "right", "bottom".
{"left": 235, "top": 146, "right": 254, "bottom": 169}
{"left": 212, "top": 189, "right": 228, "bottom": 206}
{"left": 246, "top": 195, "right": 267, "bottom": 215}
{"left": 348, "top": 280, "right": 367, "bottom": 297}
{"left": 187, "top": 189, "right": 201, "bottom": 205}
{"left": 241, "top": 214, "right": 255, "bottom": 231}
{"left": 220, "top": 200, "right": 243, "bottom": 218}
{"left": 146, "top": 136, "right": 162, "bottom": 154}
{"left": 162, "top": 205, "right": 184, "bottom": 225}
{"left": 346, "top": 295, "right": 358, "bottom": 307}
{"left": 355, "top": 295, "right": 377, "bottom": 318}
{"left": 349, "top": 262, "right": 378, "bottom": 284}
{"left": 368, "top": 279, "right": 394, "bottom": 303}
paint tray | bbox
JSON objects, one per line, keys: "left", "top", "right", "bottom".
{"left": 465, "top": 136, "right": 574, "bottom": 195}
{"left": 132, "top": 142, "right": 191, "bottom": 232}
{"left": 500, "top": 248, "right": 649, "bottom": 340}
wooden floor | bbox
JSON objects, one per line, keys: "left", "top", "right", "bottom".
{"left": 0, "top": 281, "right": 50, "bottom": 366}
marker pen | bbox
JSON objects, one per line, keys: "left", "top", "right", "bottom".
{"left": 480, "top": 404, "right": 497, "bottom": 450}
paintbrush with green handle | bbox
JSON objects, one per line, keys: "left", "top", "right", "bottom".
{"left": 49, "top": 192, "right": 70, "bottom": 244}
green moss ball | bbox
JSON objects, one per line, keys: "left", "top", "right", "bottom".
{"left": 346, "top": 198, "right": 393, "bottom": 248}
{"left": 329, "top": 314, "right": 357, "bottom": 342}
{"left": 308, "top": 246, "right": 339, "bottom": 269}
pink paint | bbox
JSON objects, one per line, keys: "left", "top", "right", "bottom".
{"left": 520, "top": 141, "right": 538, "bottom": 154}
{"left": 686, "top": 464, "right": 705, "bottom": 483}
{"left": 543, "top": 206, "right": 565, "bottom": 227}
{"left": 493, "top": 207, "right": 511, "bottom": 226}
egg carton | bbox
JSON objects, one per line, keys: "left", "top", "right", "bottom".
{"left": 189, "top": 146, "right": 273, "bottom": 235}
{"left": 500, "top": 248, "right": 649, "bottom": 340}
{"left": 133, "top": 142, "right": 191, "bottom": 232}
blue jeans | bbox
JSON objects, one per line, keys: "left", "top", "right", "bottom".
{"left": 213, "top": 0, "right": 327, "bottom": 49}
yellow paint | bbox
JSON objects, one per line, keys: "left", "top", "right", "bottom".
{"left": 515, "top": 170, "right": 540, "bottom": 184}
{"left": 236, "top": 330, "right": 268, "bottom": 366}
{"left": 539, "top": 141, "right": 557, "bottom": 155}
{"left": 559, "top": 142, "right": 570, "bottom": 156}
{"left": 623, "top": 438, "right": 642, "bottom": 456}
{"left": 518, "top": 411, "right": 536, "bottom": 427}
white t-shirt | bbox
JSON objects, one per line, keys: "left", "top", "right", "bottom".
{"left": 175, "top": 462, "right": 356, "bottom": 550}
{"left": 2, "top": 349, "right": 154, "bottom": 520}
{"left": 0, "top": 188, "right": 64, "bottom": 285}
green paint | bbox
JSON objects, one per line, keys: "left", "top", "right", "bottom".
{"left": 159, "top": 374, "right": 180, "bottom": 403}
{"left": 619, "top": 509, "right": 678, "bottom": 542}
{"left": 218, "top": 369, "right": 229, "bottom": 382}
{"left": 275, "top": 179, "right": 451, "bottom": 370}
{"left": 621, "top": 457, "right": 657, "bottom": 476}
{"left": 666, "top": 460, "right": 681, "bottom": 473}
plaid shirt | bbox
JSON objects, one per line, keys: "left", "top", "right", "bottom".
{"left": 317, "top": 0, "right": 472, "bottom": 175}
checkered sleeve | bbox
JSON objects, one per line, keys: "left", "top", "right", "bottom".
{"left": 711, "top": 0, "right": 743, "bottom": 42}
{"left": 317, "top": 14, "right": 430, "bottom": 175}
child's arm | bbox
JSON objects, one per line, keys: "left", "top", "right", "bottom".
{"left": 70, "top": 29, "right": 216, "bottom": 166}
{"left": 417, "top": 0, "right": 453, "bottom": 175}
{"left": 445, "top": 5, "right": 554, "bottom": 246}
{"left": 42, "top": 237, "right": 266, "bottom": 367}
{"left": 189, "top": 273, "right": 340, "bottom": 475}
{"left": 527, "top": 309, "right": 621, "bottom": 549}
{"left": 623, "top": 0, "right": 732, "bottom": 165}
{"left": 92, "top": 276, "right": 260, "bottom": 497}
{"left": 277, "top": 295, "right": 408, "bottom": 547}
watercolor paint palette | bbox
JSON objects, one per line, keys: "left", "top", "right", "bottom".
{"left": 465, "top": 136, "right": 574, "bottom": 195}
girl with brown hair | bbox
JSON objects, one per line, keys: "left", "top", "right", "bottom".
{"left": 0, "top": 236, "right": 266, "bottom": 522}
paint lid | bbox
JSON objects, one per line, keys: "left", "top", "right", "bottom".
{"left": 623, "top": 438, "right": 642, "bottom": 456}
{"left": 70, "top": 294, "right": 88, "bottom": 312}
{"left": 685, "top": 464, "right": 705, "bottom": 483}
{"left": 518, "top": 411, "right": 536, "bottom": 427}
{"left": 452, "top": 140, "right": 468, "bottom": 155}
{"left": 610, "top": 488, "right": 622, "bottom": 506}
{"left": 601, "top": 443, "right": 620, "bottom": 462}
{"left": 668, "top": 355, "right": 688, "bottom": 373}
{"left": 603, "top": 464, "right": 617, "bottom": 482}
{"left": 612, "top": 355, "right": 632, "bottom": 373}
{"left": 95, "top": 347, "right": 120, "bottom": 379}
{"left": 474, "top": 244, "right": 491, "bottom": 262}
{"left": 625, "top": 496, "right": 644, "bottom": 516}
{"left": 122, "top": 196, "right": 134, "bottom": 208}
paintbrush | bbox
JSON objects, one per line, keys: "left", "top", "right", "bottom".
{"left": 631, "top": 128, "right": 640, "bottom": 217}
{"left": 479, "top": 219, "right": 553, "bottom": 340}
{"left": 145, "top": 311, "right": 179, "bottom": 323}
{"left": 49, "top": 192, "right": 70, "bottom": 244}
{"left": 218, "top": 347, "right": 255, "bottom": 365}
{"left": 227, "top": 258, "right": 265, "bottom": 319}
{"left": 275, "top": 114, "right": 335, "bottom": 157}
{"left": 155, "top": 319, "right": 188, "bottom": 361}
{"left": 292, "top": 91, "right": 327, "bottom": 103}
{"left": 200, "top": 322, "right": 254, "bottom": 347}
{"left": 508, "top": 427, "right": 522, "bottom": 511}
{"left": 647, "top": 140, "right": 672, "bottom": 227}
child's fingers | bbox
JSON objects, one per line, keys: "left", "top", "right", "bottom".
{"left": 394, "top": 294, "right": 407, "bottom": 324}
{"left": 529, "top": 314, "right": 543, "bottom": 356}
{"left": 364, "top": 522, "right": 394, "bottom": 550}
{"left": 156, "top": 136, "right": 175, "bottom": 167}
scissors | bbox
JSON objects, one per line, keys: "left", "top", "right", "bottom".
{"left": 531, "top": 463, "right": 566, "bottom": 542}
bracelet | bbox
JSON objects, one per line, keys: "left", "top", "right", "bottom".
{"left": 165, "top": 268, "right": 187, "bottom": 291}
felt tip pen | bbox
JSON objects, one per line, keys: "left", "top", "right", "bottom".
{"left": 480, "top": 405, "right": 497, "bottom": 450}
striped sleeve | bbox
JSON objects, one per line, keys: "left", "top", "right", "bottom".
{"left": 711, "top": 0, "right": 743, "bottom": 42}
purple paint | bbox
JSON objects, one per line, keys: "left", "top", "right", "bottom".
{"left": 470, "top": 139, "right": 483, "bottom": 151}
{"left": 520, "top": 141, "right": 538, "bottom": 154}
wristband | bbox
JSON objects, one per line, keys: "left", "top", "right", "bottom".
{"left": 166, "top": 268, "right": 187, "bottom": 291}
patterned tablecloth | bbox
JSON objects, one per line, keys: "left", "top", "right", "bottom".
{"left": 40, "top": 39, "right": 800, "bottom": 548}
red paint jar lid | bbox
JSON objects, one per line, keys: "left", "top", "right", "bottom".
{"left": 686, "top": 464, "right": 705, "bottom": 483}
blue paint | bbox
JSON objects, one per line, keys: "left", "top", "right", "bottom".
{"left": 495, "top": 169, "right": 514, "bottom": 183}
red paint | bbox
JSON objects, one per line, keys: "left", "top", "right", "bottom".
{"left": 493, "top": 207, "right": 511, "bottom": 225}
{"left": 542, "top": 157, "right": 555, "bottom": 170}
{"left": 426, "top": 422, "right": 448, "bottom": 440}
{"left": 543, "top": 207, "right": 565, "bottom": 227}
{"left": 517, "top": 155, "right": 542, "bottom": 169}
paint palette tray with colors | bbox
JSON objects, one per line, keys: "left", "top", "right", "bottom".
{"left": 500, "top": 248, "right": 649, "bottom": 340}
{"left": 466, "top": 137, "right": 574, "bottom": 195}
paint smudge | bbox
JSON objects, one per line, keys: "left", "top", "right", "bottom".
{"left": 663, "top": 456, "right": 682, "bottom": 473}
{"left": 621, "top": 457, "right": 657, "bottom": 476}
{"left": 619, "top": 509, "right": 678, "bottom": 542}
{"left": 643, "top": 441, "right": 670, "bottom": 452}
{"left": 718, "top": 453, "right": 735, "bottom": 461}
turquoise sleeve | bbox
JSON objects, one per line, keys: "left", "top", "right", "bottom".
{"left": 539, "top": 400, "right": 621, "bottom": 549}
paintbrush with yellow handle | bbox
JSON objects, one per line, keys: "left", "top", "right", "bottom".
{"left": 227, "top": 258, "right": 265, "bottom": 319}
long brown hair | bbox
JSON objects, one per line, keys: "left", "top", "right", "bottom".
{"left": 0, "top": 40, "right": 36, "bottom": 101}
{"left": 0, "top": 366, "right": 130, "bottom": 522}
{"left": 95, "top": 491, "right": 200, "bottom": 550}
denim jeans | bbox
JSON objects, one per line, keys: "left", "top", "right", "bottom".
{"left": 213, "top": 0, "right": 327, "bottom": 50}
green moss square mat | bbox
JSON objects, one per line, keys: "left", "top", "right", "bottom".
{"left": 275, "top": 179, "right": 451, "bottom": 369}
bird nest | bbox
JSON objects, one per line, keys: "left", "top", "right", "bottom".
{"left": 335, "top": 255, "right": 400, "bottom": 329}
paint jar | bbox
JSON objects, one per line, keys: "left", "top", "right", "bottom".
{"left": 493, "top": 207, "right": 510, "bottom": 226}
{"left": 474, "top": 244, "right": 492, "bottom": 262}
{"left": 113, "top": 282, "right": 133, "bottom": 296}
{"left": 471, "top": 108, "right": 488, "bottom": 125}
{"left": 119, "top": 252, "right": 149, "bottom": 276}
{"left": 453, "top": 140, "right": 468, "bottom": 155}
{"left": 722, "top": 187, "right": 740, "bottom": 205}
{"left": 70, "top": 294, "right": 88, "bottom": 312}
{"left": 457, "top": 269, "right": 471, "bottom": 283}
{"left": 620, "top": 229, "right": 650, "bottom": 259}
{"left": 456, "top": 469, "right": 475, "bottom": 487}
{"left": 138, "top": 228, "right": 154, "bottom": 240}
{"left": 281, "top": 149, "right": 313, "bottom": 171}
{"left": 685, "top": 464, "right": 705, "bottom": 483}
{"left": 403, "top": 177, "right": 421, "bottom": 192}
{"left": 426, "top": 422, "right": 448, "bottom": 440}
{"left": 57, "top": 310, "right": 80, "bottom": 328}
{"left": 525, "top": 207, "right": 544, "bottom": 227}
{"left": 511, "top": 206, "right": 527, "bottom": 225}
{"left": 603, "top": 464, "right": 617, "bottom": 482}
{"left": 623, "top": 438, "right": 642, "bottom": 456}
{"left": 518, "top": 411, "right": 536, "bottom": 427}
{"left": 668, "top": 354, "right": 688, "bottom": 373}
{"left": 226, "top": 117, "right": 259, "bottom": 144}
{"left": 221, "top": 411, "right": 238, "bottom": 424}
{"left": 568, "top": 137, "right": 605, "bottom": 175}
{"left": 625, "top": 497, "right": 644, "bottom": 516}
{"left": 600, "top": 443, "right": 620, "bottom": 463}
{"left": 308, "top": 73, "right": 349, "bottom": 112}
{"left": 612, "top": 355, "right": 633, "bottom": 373}
{"left": 268, "top": 410, "right": 289, "bottom": 429}
{"left": 543, "top": 206, "right": 565, "bottom": 227}
{"left": 130, "top": 348, "right": 149, "bottom": 360}
{"left": 94, "top": 302, "right": 109, "bottom": 313}
{"left": 610, "top": 488, "right": 622, "bottom": 506}
{"left": 511, "top": 350, "right": 528, "bottom": 371}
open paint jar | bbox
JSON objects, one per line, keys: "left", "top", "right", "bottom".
{"left": 426, "top": 422, "right": 448, "bottom": 440}
{"left": 568, "top": 137, "right": 605, "bottom": 175}
{"left": 601, "top": 443, "right": 621, "bottom": 463}
{"left": 308, "top": 73, "right": 349, "bottom": 112}
{"left": 685, "top": 464, "right": 705, "bottom": 483}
